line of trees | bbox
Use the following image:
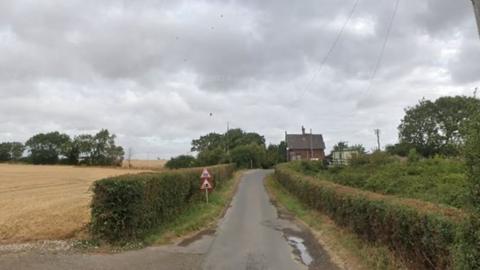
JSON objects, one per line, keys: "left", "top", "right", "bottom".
{"left": 387, "top": 96, "right": 480, "bottom": 157}
{"left": 165, "top": 128, "right": 286, "bottom": 169}
{"left": 0, "top": 129, "right": 124, "bottom": 166}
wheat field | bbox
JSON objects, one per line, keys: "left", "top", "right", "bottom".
{"left": 0, "top": 164, "right": 147, "bottom": 244}
{"left": 122, "top": 159, "right": 167, "bottom": 170}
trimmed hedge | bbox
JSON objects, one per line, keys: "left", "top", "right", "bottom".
{"left": 275, "top": 164, "right": 480, "bottom": 270}
{"left": 91, "top": 164, "right": 235, "bottom": 243}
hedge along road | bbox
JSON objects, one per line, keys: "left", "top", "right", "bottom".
{"left": 0, "top": 170, "right": 338, "bottom": 270}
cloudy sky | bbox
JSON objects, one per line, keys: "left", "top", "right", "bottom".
{"left": 0, "top": 0, "right": 479, "bottom": 159}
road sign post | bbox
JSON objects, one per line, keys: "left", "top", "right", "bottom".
{"left": 200, "top": 168, "right": 213, "bottom": 204}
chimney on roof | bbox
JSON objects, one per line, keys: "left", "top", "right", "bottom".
{"left": 301, "top": 126, "right": 305, "bottom": 135}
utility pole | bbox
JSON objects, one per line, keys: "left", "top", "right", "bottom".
{"left": 374, "top": 129, "right": 381, "bottom": 151}
{"left": 474, "top": 87, "right": 478, "bottom": 98}
{"left": 226, "top": 121, "right": 230, "bottom": 155}
{"left": 310, "top": 129, "right": 314, "bottom": 160}
{"left": 127, "top": 147, "right": 133, "bottom": 168}
{"left": 473, "top": 0, "right": 480, "bottom": 37}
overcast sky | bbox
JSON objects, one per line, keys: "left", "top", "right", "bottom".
{"left": 1, "top": 0, "right": 479, "bottom": 159}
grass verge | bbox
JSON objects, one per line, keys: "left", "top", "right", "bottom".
{"left": 265, "top": 174, "right": 407, "bottom": 270}
{"left": 144, "top": 170, "right": 244, "bottom": 245}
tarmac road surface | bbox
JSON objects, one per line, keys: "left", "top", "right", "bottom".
{"left": 0, "top": 170, "right": 338, "bottom": 270}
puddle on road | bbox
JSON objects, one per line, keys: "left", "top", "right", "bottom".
{"left": 287, "top": 236, "right": 313, "bottom": 266}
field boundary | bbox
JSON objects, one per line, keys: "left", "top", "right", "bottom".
{"left": 91, "top": 164, "right": 235, "bottom": 243}
{"left": 274, "top": 163, "right": 479, "bottom": 270}
{"left": 265, "top": 174, "right": 407, "bottom": 270}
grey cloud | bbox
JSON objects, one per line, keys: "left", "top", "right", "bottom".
{"left": 0, "top": 0, "right": 479, "bottom": 157}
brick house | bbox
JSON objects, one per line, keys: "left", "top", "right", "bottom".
{"left": 285, "top": 127, "right": 326, "bottom": 161}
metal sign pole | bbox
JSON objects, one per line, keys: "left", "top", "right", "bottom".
{"left": 205, "top": 189, "right": 209, "bottom": 204}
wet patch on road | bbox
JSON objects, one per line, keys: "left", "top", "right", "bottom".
{"left": 266, "top": 182, "right": 339, "bottom": 270}
{"left": 287, "top": 236, "right": 313, "bottom": 266}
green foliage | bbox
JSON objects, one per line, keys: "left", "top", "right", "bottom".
{"left": 275, "top": 164, "right": 478, "bottom": 270}
{"left": 91, "top": 164, "right": 235, "bottom": 243}
{"left": 291, "top": 155, "right": 469, "bottom": 209}
{"left": 399, "top": 96, "right": 480, "bottom": 157}
{"left": 191, "top": 133, "right": 224, "bottom": 152}
{"left": 407, "top": 148, "right": 420, "bottom": 163}
{"left": 262, "top": 142, "right": 287, "bottom": 168}
{"left": 165, "top": 155, "right": 196, "bottom": 169}
{"left": 25, "top": 132, "right": 70, "bottom": 164}
{"left": 24, "top": 129, "right": 124, "bottom": 166}
{"left": 0, "top": 142, "right": 24, "bottom": 162}
{"left": 465, "top": 112, "right": 480, "bottom": 213}
{"left": 191, "top": 128, "right": 284, "bottom": 168}
{"left": 229, "top": 143, "right": 265, "bottom": 168}
{"left": 196, "top": 147, "right": 227, "bottom": 166}
{"left": 385, "top": 142, "right": 414, "bottom": 157}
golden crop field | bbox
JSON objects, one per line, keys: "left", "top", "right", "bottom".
{"left": 0, "top": 164, "right": 148, "bottom": 244}
{"left": 122, "top": 159, "right": 167, "bottom": 170}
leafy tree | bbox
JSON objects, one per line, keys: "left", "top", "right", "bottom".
{"left": 0, "top": 142, "right": 24, "bottom": 162}
{"left": 10, "top": 142, "right": 25, "bottom": 161}
{"left": 263, "top": 142, "right": 287, "bottom": 168}
{"left": 165, "top": 155, "right": 196, "bottom": 169}
{"left": 332, "top": 141, "right": 349, "bottom": 151}
{"left": 0, "top": 143, "right": 11, "bottom": 161}
{"left": 191, "top": 128, "right": 267, "bottom": 167}
{"left": 350, "top": 144, "right": 366, "bottom": 154}
{"left": 385, "top": 142, "right": 414, "bottom": 157}
{"left": 196, "top": 147, "right": 226, "bottom": 166}
{"left": 399, "top": 96, "right": 480, "bottom": 157}
{"left": 90, "top": 129, "right": 124, "bottom": 166}
{"left": 465, "top": 112, "right": 480, "bottom": 212}
{"left": 191, "top": 133, "right": 224, "bottom": 152}
{"left": 230, "top": 144, "right": 266, "bottom": 168}
{"left": 25, "top": 132, "right": 71, "bottom": 164}
{"left": 74, "top": 134, "right": 95, "bottom": 164}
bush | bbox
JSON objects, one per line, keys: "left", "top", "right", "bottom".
{"left": 229, "top": 143, "right": 266, "bottom": 168}
{"left": 465, "top": 112, "right": 480, "bottom": 213}
{"left": 165, "top": 155, "right": 196, "bottom": 169}
{"left": 91, "top": 164, "right": 235, "bottom": 243}
{"left": 275, "top": 164, "right": 479, "bottom": 270}
{"left": 289, "top": 155, "right": 469, "bottom": 209}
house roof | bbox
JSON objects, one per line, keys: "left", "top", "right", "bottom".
{"left": 286, "top": 134, "right": 325, "bottom": 150}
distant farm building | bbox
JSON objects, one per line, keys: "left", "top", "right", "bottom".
{"left": 285, "top": 127, "right": 326, "bottom": 161}
{"left": 331, "top": 149, "right": 359, "bottom": 166}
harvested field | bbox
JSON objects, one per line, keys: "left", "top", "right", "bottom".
{"left": 0, "top": 164, "right": 148, "bottom": 244}
{"left": 122, "top": 159, "right": 166, "bottom": 170}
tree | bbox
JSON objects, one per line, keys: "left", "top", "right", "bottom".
{"left": 25, "top": 132, "right": 71, "bottom": 164}
{"left": 165, "top": 155, "right": 196, "bottom": 169}
{"left": 465, "top": 111, "right": 480, "bottom": 212}
{"left": 191, "top": 128, "right": 267, "bottom": 167}
{"left": 0, "top": 142, "right": 24, "bottom": 162}
{"left": 399, "top": 96, "right": 480, "bottom": 157}
{"left": 263, "top": 142, "right": 287, "bottom": 168}
{"left": 333, "top": 141, "right": 349, "bottom": 151}
{"left": 74, "top": 134, "right": 95, "bottom": 164}
{"left": 191, "top": 133, "right": 224, "bottom": 152}
{"left": 0, "top": 143, "right": 11, "bottom": 161}
{"left": 230, "top": 144, "right": 266, "bottom": 168}
{"left": 10, "top": 142, "right": 25, "bottom": 161}
{"left": 385, "top": 142, "right": 414, "bottom": 157}
{"left": 90, "top": 129, "right": 124, "bottom": 166}
{"left": 350, "top": 144, "right": 366, "bottom": 154}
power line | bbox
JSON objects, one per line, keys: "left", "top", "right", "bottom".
{"left": 298, "top": 0, "right": 361, "bottom": 98}
{"left": 365, "top": 0, "right": 400, "bottom": 92}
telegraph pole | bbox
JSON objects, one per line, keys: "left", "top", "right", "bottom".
{"left": 473, "top": 0, "right": 480, "bottom": 37}
{"left": 374, "top": 129, "right": 381, "bottom": 151}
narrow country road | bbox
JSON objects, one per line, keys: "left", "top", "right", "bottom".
{"left": 0, "top": 170, "right": 338, "bottom": 270}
